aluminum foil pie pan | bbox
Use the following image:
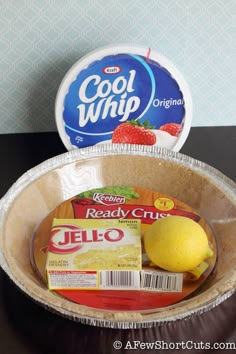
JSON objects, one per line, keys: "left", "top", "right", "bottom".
{"left": 0, "top": 144, "right": 235, "bottom": 329}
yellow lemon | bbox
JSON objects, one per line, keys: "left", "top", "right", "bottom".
{"left": 143, "top": 216, "right": 212, "bottom": 272}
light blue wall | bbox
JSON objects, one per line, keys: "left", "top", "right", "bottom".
{"left": 0, "top": 0, "right": 235, "bottom": 133}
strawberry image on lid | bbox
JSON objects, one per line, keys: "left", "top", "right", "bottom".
{"left": 55, "top": 45, "right": 192, "bottom": 151}
{"left": 112, "top": 120, "right": 156, "bottom": 145}
{"left": 159, "top": 123, "right": 182, "bottom": 137}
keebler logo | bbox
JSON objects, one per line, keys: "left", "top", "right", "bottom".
{"left": 93, "top": 192, "right": 125, "bottom": 206}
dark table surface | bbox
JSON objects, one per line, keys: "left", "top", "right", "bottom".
{"left": 0, "top": 127, "right": 236, "bottom": 354}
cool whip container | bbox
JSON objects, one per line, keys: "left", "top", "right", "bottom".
{"left": 55, "top": 45, "right": 192, "bottom": 151}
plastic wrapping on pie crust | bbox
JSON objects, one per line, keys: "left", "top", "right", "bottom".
{"left": 0, "top": 144, "right": 236, "bottom": 329}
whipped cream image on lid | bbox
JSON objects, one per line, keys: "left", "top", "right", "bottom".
{"left": 55, "top": 45, "right": 192, "bottom": 151}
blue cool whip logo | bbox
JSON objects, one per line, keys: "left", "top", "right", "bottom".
{"left": 63, "top": 54, "right": 185, "bottom": 147}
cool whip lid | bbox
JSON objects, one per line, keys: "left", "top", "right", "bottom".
{"left": 55, "top": 45, "right": 192, "bottom": 151}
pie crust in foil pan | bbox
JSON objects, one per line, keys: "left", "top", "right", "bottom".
{"left": 0, "top": 144, "right": 235, "bottom": 329}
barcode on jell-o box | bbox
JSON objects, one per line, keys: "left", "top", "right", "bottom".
{"left": 46, "top": 218, "right": 142, "bottom": 290}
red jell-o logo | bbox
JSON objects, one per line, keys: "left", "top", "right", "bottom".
{"left": 49, "top": 224, "right": 124, "bottom": 254}
{"left": 92, "top": 193, "right": 125, "bottom": 205}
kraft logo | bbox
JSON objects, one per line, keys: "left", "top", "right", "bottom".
{"left": 102, "top": 66, "right": 121, "bottom": 74}
{"left": 93, "top": 193, "right": 125, "bottom": 206}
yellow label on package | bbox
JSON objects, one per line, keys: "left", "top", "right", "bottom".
{"left": 46, "top": 218, "right": 142, "bottom": 290}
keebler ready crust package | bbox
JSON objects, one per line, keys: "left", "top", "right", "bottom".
{"left": 32, "top": 186, "right": 217, "bottom": 311}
